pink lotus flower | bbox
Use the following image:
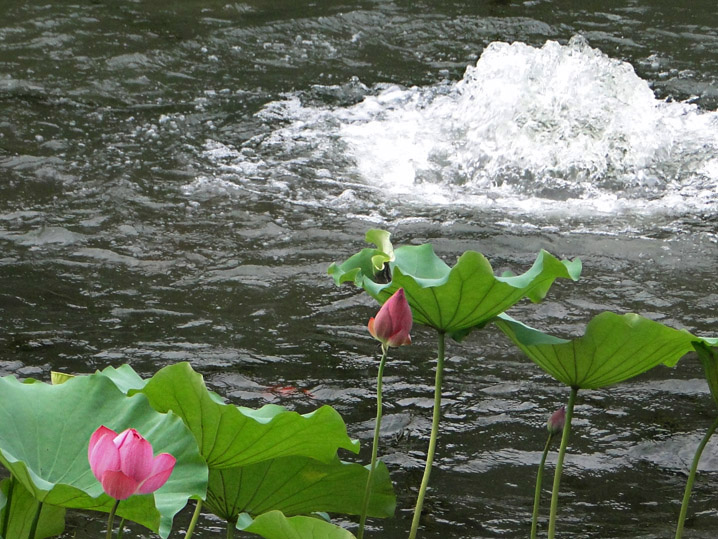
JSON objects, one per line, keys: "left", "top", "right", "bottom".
{"left": 368, "top": 288, "right": 413, "bottom": 348}
{"left": 88, "top": 426, "right": 176, "bottom": 500}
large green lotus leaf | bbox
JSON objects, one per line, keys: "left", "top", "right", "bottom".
{"left": 0, "top": 478, "right": 65, "bottom": 539}
{"left": 328, "top": 230, "right": 581, "bottom": 340}
{"left": 237, "top": 510, "right": 355, "bottom": 539}
{"left": 204, "top": 456, "right": 394, "bottom": 523}
{"left": 132, "top": 362, "right": 359, "bottom": 469}
{"left": 0, "top": 373, "right": 207, "bottom": 538}
{"left": 494, "top": 312, "right": 701, "bottom": 389}
{"left": 694, "top": 341, "right": 718, "bottom": 408}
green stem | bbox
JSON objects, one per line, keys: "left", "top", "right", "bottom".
{"left": 106, "top": 499, "right": 120, "bottom": 539}
{"left": 116, "top": 518, "right": 126, "bottom": 539}
{"left": 185, "top": 499, "right": 203, "bottom": 539}
{"left": 28, "top": 501, "right": 42, "bottom": 539}
{"left": 675, "top": 414, "right": 718, "bottom": 538}
{"left": 408, "top": 331, "right": 446, "bottom": 539}
{"left": 531, "top": 433, "right": 555, "bottom": 539}
{"left": 358, "top": 345, "right": 390, "bottom": 539}
{"left": 226, "top": 521, "right": 235, "bottom": 539}
{"left": 1, "top": 475, "right": 15, "bottom": 537}
{"left": 547, "top": 387, "right": 578, "bottom": 539}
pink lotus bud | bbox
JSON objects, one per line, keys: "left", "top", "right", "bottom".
{"left": 88, "top": 426, "right": 176, "bottom": 500}
{"left": 368, "top": 288, "right": 413, "bottom": 348}
{"left": 547, "top": 406, "right": 566, "bottom": 435}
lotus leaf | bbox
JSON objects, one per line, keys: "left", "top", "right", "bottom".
{"left": 237, "top": 510, "right": 355, "bottom": 539}
{"left": 0, "top": 373, "right": 206, "bottom": 538}
{"left": 204, "top": 456, "right": 394, "bottom": 523}
{"left": 494, "top": 312, "right": 703, "bottom": 389}
{"left": 98, "top": 364, "right": 147, "bottom": 393}
{"left": 49, "top": 372, "right": 75, "bottom": 385}
{"left": 0, "top": 478, "right": 65, "bottom": 539}
{"left": 329, "top": 229, "right": 581, "bottom": 340}
{"left": 129, "top": 362, "right": 359, "bottom": 468}
{"left": 694, "top": 340, "right": 718, "bottom": 408}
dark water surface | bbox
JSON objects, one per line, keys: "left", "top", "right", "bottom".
{"left": 1, "top": 0, "right": 718, "bottom": 537}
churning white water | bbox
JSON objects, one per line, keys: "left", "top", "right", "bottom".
{"left": 197, "top": 36, "right": 718, "bottom": 217}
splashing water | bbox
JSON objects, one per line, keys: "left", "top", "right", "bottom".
{"left": 340, "top": 36, "right": 718, "bottom": 212}
{"left": 204, "top": 36, "right": 718, "bottom": 217}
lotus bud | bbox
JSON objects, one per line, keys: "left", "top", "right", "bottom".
{"left": 547, "top": 406, "right": 566, "bottom": 435}
{"left": 368, "top": 288, "right": 413, "bottom": 348}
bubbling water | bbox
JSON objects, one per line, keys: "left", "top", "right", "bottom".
{"left": 339, "top": 36, "right": 718, "bottom": 212}
{"left": 200, "top": 36, "right": 718, "bottom": 217}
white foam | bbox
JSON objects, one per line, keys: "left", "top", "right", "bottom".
{"left": 338, "top": 37, "right": 718, "bottom": 212}
{"left": 203, "top": 37, "right": 718, "bottom": 217}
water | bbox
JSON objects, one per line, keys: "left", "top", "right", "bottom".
{"left": 1, "top": 0, "right": 717, "bottom": 537}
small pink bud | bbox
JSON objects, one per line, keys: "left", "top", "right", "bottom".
{"left": 368, "top": 288, "right": 413, "bottom": 348}
{"left": 547, "top": 406, "right": 566, "bottom": 435}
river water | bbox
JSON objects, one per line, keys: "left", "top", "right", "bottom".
{"left": 1, "top": 0, "right": 717, "bottom": 537}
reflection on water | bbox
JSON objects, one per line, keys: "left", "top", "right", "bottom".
{"left": 1, "top": 0, "right": 718, "bottom": 537}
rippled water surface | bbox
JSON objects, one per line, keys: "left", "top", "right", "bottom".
{"left": 1, "top": 0, "right": 718, "bottom": 537}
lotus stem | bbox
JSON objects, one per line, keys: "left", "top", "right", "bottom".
{"left": 531, "top": 432, "right": 556, "bottom": 538}
{"left": 28, "top": 501, "right": 42, "bottom": 539}
{"left": 675, "top": 414, "right": 718, "bottom": 538}
{"left": 1, "top": 475, "right": 15, "bottom": 537}
{"left": 106, "top": 499, "right": 120, "bottom": 539}
{"left": 547, "top": 387, "right": 578, "bottom": 539}
{"left": 226, "top": 521, "right": 235, "bottom": 539}
{"left": 116, "top": 518, "right": 126, "bottom": 539}
{"left": 358, "top": 345, "right": 390, "bottom": 539}
{"left": 185, "top": 499, "right": 203, "bottom": 539}
{"left": 409, "top": 330, "right": 446, "bottom": 539}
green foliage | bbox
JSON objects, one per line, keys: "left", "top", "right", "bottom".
{"left": 694, "top": 341, "right": 718, "bottom": 408}
{"left": 0, "top": 362, "right": 393, "bottom": 538}
{"left": 329, "top": 229, "right": 581, "bottom": 340}
{"left": 237, "top": 510, "right": 356, "bottom": 539}
{"left": 494, "top": 312, "right": 704, "bottom": 389}
{"left": 0, "top": 373, "right": 207, "bottom": 538}
{"left": 7, "top": 226, "right": 716, "bottom": 538}
{"left": 98, "top": 364, "right": 147, "bottom": 393}
{"left": 124, "top": 363, "right": 392, "bottom": 530}
{"left": 128, "top": 362, "right": 359, "bottom": 468}
{"left": 49, "top": 372, "right": 75, "bottom": 386}
{"left": 675, "top": 341, "right": 718, "bottom": 538}
{"left": 99, "top": 362, "right": 394, "bottom": 533}
{"left": 328, "top": 229, "right": 394, "bottom": 287}
{"left": 204, "top": 457, "right": 394, "bottom": 522}
{"left": 0, "top": 478, "right": 65, "bottom": 539}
